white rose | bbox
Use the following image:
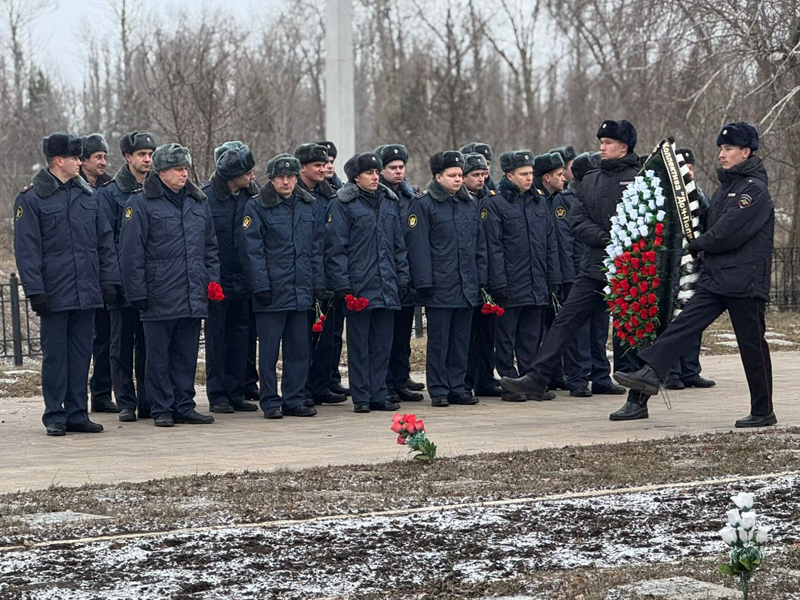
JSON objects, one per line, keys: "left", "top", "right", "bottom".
{"left": 727, "top": 508, "right": 741, "bottom": 527}
{"left": 656, "top": 210, "right": 666, "bottom": 221}
{"left": 608, "top": 264, "right": 617, "bottom": 274}
{"left": 720, "top": 526, "right": 739, "bottom": 546}
{"left": 642, "top": 189, "right": 652, "bottom": 200}
{"left": 655, "top": 196, "right": 665, "bottom": 207}
{"left": 732, "top": 492, "right": 754, "bottom": 511}
{"left": 645, "top": 170, "right": 655, "bottom": 179}
{"left": 603, "top": 286, "right": 611, "bottom": 295}
{"left": 738, "top": 527, "right": 749, "bottom": 543}
{"left": 638, "top": 225, "right": 648, "bottom": 237}
{"left": 651, "top": 177, "right": 661, "bottom": 188}
{"left": 755, "top": 527, "right": 769, "bottom": 545}
{"left": 741, "top": 512, "right": 757, "bottom": 530}
{"left": 637, "top": 217, "right": 645, "bottom": 226}
{"left": 638, "top": 204, "right": 647, "bottom": 215}
{"left": 615, "top": 246, "right": 624, "bottom": 257}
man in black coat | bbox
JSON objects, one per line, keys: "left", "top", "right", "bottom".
{"left": 615, "top": 122, "right": 775, "bottom": 427}
{"left": 499, "top": 120, "right": 639, "bottom": 403}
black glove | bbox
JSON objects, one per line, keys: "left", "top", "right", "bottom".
{"left": 314, "top": 289, "right": 331, "bottom": 302}
{"left": 489, "top": 287, "right": 507, "bottom": 301}
{"left": 28, "top": 294, "right": 50, "bottom": 315}
{"left": 102, "top": 285, "right": 118, "bottom": 306}
{"left": 130, "top": 299, "right": 148, "bottom": 312}
{"left": 688, "top": 239, "right": 700, "bottom": 259}
{"left": 550, "top": 284, "right": 563, "bottom": 301}
{"left": 398, "top": 286, "right": 408, "bottom": 300}
{"left": 334, "top": 289, "right": 351, "bottom": 300}
{"left": 254, "top": 290, "right": 272, "bottom": 306}
{"left": 416, "top": 286, "right": 433, "bottom": 297}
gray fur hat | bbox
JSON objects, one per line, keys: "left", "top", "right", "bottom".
{"left": 463, "top": 153, "right": 488, "bottom": 174}
{"left": 460, "top": 142, "right": 493, "bottom": 162}
{"left": 344, "top": 152, "right": 383, "bottom": 181}
{"left": 429, "top": 150, "right": 464, "bottom": 175}
{"left": 294, "top": 143, "right": 328, "bottom": 165}
{"left": 215, "top": 141, "right": 256, "bottom": 180}
{"left": 571, "top": 151, "right": 601, "bottom": 182}
{"left": 533, "top": 152, "right": 565, "bottom": 177}
{"left": 548, "top": 145, "right": 577, "bottom": 164}
{"left": 80, "top": 134, "right": 109, "bottom": 159}
{"left": 377, "top": 143, "right": 409, "bottom": 165}
{"left": 152, "top": 143, "right": 192, "bottom": 172}
{"left": 716, "top": 122, "right": 759, "bottom": 151}
{"left": 42, "top": 133, "right": 83, "bottom": 158}
{"left": 120, "top": 131, "right": 157, "bottom": 155}
{"left": 316, "top": 140, "right": 337, "bottom": 159}
{"left": 499, "top": 150, "right": 535, "bottom": 173}
{"left": 267, "top": 153, "right": 301, "bottom": 179}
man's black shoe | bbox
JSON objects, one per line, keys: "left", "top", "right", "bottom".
{"left": 283, "top": 404, "right": 317, "bottom": 417}
{"left": 548, "top": 377, "right": 569, "bottom": 391}
{"left": 684, "top": 376, "right": 716, "bottom": 388}
{"left": 592, "top": 383, "right": 626, "bottom": 395}
{"left": 313, "top": 390, "right": 347, "bottom": 405}
{"left": 386, "top": 391, "right": 400, "bottom": 402}
{"left": 303, "top": 398, "right": 316, "bottom": 408}
{"left": 263, "top": 408, "right": 283, "bottom": 419}
{"left": 244, "top": 386, "right": 259, "bottom": 401}
{"left": 664, "top": 379, "right": 685, "bottom": 390}
{"left": 405, "top": 378, "right": 425, "bottom": 391}
{"left": 501, "top": 391, "right": 526, "bottom": 402}
{"left": 91, "top": 399, "right": 120, "bottom": 413}
{"left": 369, "top": 400, "right": 401, "bottom": 411}
{"left": 735, "top": 412, "right": 777, "bottom": 428}
{"left": 173, "top": 410, "right": 215, "bottom": 424}
{"left": 613, "top": 365, "right": 661, "bottom": 396}
{"left": 230, "top": 399, "right": 258, "bottom": 412}
{"left": 353, "top": 404, "right": 370, "bottom": 414}
{"left": 609, "top": 401, "right": 649, "bottom": 421}
{"left": 65, "top": 420, "right": 104, "bottom": 433}
{"left": 209, "top": 401, "right": 235, "bottom": 414}
{"left": 154, "top": 414, "right": 174, "bottom": 427}
{"left": 46, "top": 424, "right": 66, "bottom": 436}
{"left": 329, "top": 382, "right": 351, "bottom": 396}
{"left": 499, "top": 374, "right": 550, "bottom": 400}
{"left": 529, "top": 390, "right": 556, "bottom": 402}
{"left": 397, "top": 387, "right": 424, "bottom": 402}
{"left": 475, "top": 384, "right": 503, "bottom": 397}
{"left": 119, "top": 409, "right": 137, "bottom": 422}
{"left": 431, "top": 396, "right": 449, "bottom": 408}
{"left": 448, "top": 392, "right": 479, "bottom": 405}
{"left": 570, "top": 387, "right": 592, "bottom": 398}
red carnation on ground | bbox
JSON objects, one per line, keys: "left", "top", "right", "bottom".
{"left": 208, "top": 282, "right": 225, "bottom": 302}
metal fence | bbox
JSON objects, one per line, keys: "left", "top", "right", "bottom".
{"left": 771, "top": 247, "right": 800, "bottom": 309}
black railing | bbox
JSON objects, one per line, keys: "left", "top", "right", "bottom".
{"left": 771, "top": 248, "right": 800, "bottom": 309}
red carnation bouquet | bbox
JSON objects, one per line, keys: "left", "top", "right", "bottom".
{"left": 345, "top": 294, "right": 369, "bottom": 312}
{"left": 480, "top": 288, "right": 505, "bottom": 317}
{"left": 207, "top": 281, "right": 225, "bottom": 302}
{"left": 390, "top": 413, "right": 437, "bottom": 462}
{"left": 311, "top": 299, "right": 327, "bottom": 333}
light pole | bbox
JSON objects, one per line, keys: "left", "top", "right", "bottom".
{"left": 325, "top": 0, "right": 356, "bottom": 163}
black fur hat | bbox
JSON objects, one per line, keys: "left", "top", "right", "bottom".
{"left": 463, "top": 153, "right": 488, "bottom": 174}
{"left": 119, "top": 131, "right": 157, "bottom": 155}
{"left": 294, "top": 143, "right": 329, "bottom": 165}
{"left": 460, "top": 142, "right": 493, "bottom": 162}
{"left": 548, "top": 145, "right": 577, "bottom": 164}
{"left": 716, "top": 122, "right": 759, "bottom": 151}
{"left": 676, "top": 147, "right": 696, "bottom": 165}
{"left": 80, "top": 134, "right": 109, "bottom": 159}
{"left": 215, "top": 141, "right": 256, "bottom": 180}
{"left": 429, "top": 150, "right": 464, "bottom": 175}
{"left": 152, "top": 143, "right": 192, "bottom": 172}
{"left": 571, "top": 151, "right": 602, "bottom": 182}
{"left": 42, "top": 133, "right": 82, "bottom": 158}
{"left": 597, "top": 120, "right": 637, "bottom": 152}
{"left": 267, "top": 153, "right": 301, "bottom": 178}
{"left": 499, "top": 149, "right": 535, "bottom": 173}
{"left": 344, "top": 152, "right": 383, "bottom": 181}
{"left": 316, "top": 140, "right": 337, "bottom": 159}
{"left": 533, "top": 152, "right": 565, "bottom": 177}
{"left": 378, "top": 143, "right": 409, "bottom": 165}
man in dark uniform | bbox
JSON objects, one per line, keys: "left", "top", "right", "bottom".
{"left": 486, "top": 150, "right": 561, "bottom": 402}
{"left": 295, "top": 143, "right": 348, "bottom": 406}
{"left": 499, "top": 120, "right": 640, "bottom": 403}
{"left": 241, "top": 154, "right": 323, "bottom": 419}
{"left": 549, "top": 146, "right": 576, "bottom": 188}
{"left": 120, "top": 143, "right": 221, "bottom": 427}
{"left": 77, "top": 133, "right": 118, "bottom": 414}
{"left": 462, "top": 153, "right": 502, "bottom": 397}
{"left": 614, "top": 122, "right": 775, "bottom": 427}
{"left": 326, "top": 152, "right": 410, "bottom": 413}
{"left": 377, "top": 144, "right": 424, "bottom": 403}
{"left": 407, "top": 150, "right": 486, "bottom": 408}
{"left": 461, "top": 142, "right": 497, "bottom": 191}
{"left": 96, "top": 131, "right": 157, "bottom": 421}
{"left": 202, "top": 142, "right": 259, "bottom": 414}
{"left": 318, "top": 140, "right": 345, "bottom": 190}
{"left": 15, "top": 133, "right": 120, "bottom": 436}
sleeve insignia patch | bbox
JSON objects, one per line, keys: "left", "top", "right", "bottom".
{"left": 555, "top": 206, "right": 567, "bottom": 219}
{"left": 124, "top": 206, "right": 133, "bottom": 220}
{"left": 243, "top": 215, "right": 252, "bottom": 229}
{"left": 408, "top": 214, "right": 418, "bottom": 228}
{"left": 738, "top": 194, "right": 753, "bottom": 209}
{"left": 15, "top": 206, "right": 23, "bottom": 220}
{"left": 480, "top": 208, "right": 488, "bottom": 221}
{"left": 327, "top": 212, "right": 333, "bottom": 223}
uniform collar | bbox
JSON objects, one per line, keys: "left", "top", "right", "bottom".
{"left": 259, "top": 181, "right": 315, "bottom": 208}
{"left": 143, "top": 173, "right": 206, "bottom": 201}
{"left": 32, "top": 168, "right": 92, "bottom": 198}
{"left": 427, "top": 178, "right": 472, "bottom": 203}
{"left": 112, "top": 165, "right": 144, "bottom": 194}
{"left": 210, "top": 171, "right": 258, "bottom": 201}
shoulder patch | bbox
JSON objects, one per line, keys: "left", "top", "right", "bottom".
{"left": 15, "top": 206, "right": 23, "bottom": 220}
{"left": 408, "top": 213, "right": 418, "bottom": 228}
{"left": 489, "top": 190, "right": 496, "bottom": 196}
{"left": 480, "top": 208, "right": 488, "bottom": 221}
{"left": 327, "top": 212, "right": 333, "bottom": 223}
{"left": 101, "top": 179, "right": 115, "bottom": 187}
{"left": 124, "top": 206, "right": 133, "bottom": 221}
{"left": 555, "top": 206, "right": 567, "bottom": 219}
{"left": 536, "top": 188, "right": 544, "bottom": 195}
{"left": 738, "top": 194, "right": 754, "bottom": 209}
{"left": 243, "top": 215, "right": 252, "bottom": 229}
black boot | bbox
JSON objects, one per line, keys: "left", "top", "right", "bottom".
{"left": 499, "top": 374, "right": 550, "bottom": 400}
{"left": 609, "top": 391, "right": 649, "bottom": 421}
{"left": 613, "top": 365, "right": 661, "bottom": 396}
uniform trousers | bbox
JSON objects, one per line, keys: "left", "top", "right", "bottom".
{"left": 206, "top": 295, "right": 251, "bottom": 405}
{"left": 465, "top": 308, "right": 497, "bottom": 392}
{"left": 110, "top": 307, "right": 148, "bottom": 413}
{"left": 89, "top": 307, "right": 112, "bottom": 403}
{"left": 256, "top": 310, "right": 309, "bottom": 411}
{"left": 495, "top": 305, "right": 545, "bottom": 378}
{"left": 346, "top": 308, "right": 394, "bottom": 406}
{"left": 425, "top": 307, "right": 472, "bottom": 398}
{"left": 667, "top": 337, "right": 703, "bottom": 382}
{"left": 387, "top": 305, "right": 415, "bottom": 393}
{"left": 309, "top": 297, "right": 345, "bottom": 395}
{"left": 245, "top": 311, "right": 259, "bottom": 397}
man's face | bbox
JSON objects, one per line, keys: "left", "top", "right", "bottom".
{"left": 82, "top": 151, "right": 107, "bottom": 178}
{"left": 324, "top": 157, "right": 335, "bottom": 180}
{"left": 381, "top": 160, "right": 405, "bottom": 186}
{"left": 435, "top": 167, "right": 463, "bottom": 195}
{"left": 543, "top": 168, "right": 566, "bottom": 195}
{"left": 126, "top": 149, "right": 154, "bottom": 176}
{"left": 355, "top": 169, "right": 380, "bottom": 193}
{"left": 719, "top": 145, "right": 750, "bottom": 170}
{"left": 230, "top": 170, "right": 255, "bottom": 191}
{"left": 599, "top": 138, "right": 628, "bottom": 160}
{"left": 159, "top": 166, "right": 189, "bottom": 192}
{"left": 301, "top": 161, "right": 326, "bottom": 184}
{"left": 272, "top": 174, "right": 297, "bottom": 197}
{"left": 463, "top": 170, "right": 486, "bottom": 193}
{"left": 564, "top": 159, "right": 574, "bottom": 183}
{"left": 56, "top": 155, "right": 82, "bottom": 179}
{"left": 685, "top": 163, "right": 695, "bottom": 179}
{"left": 507, "top": 166, "right": 533, "bottom": 193}
{"left": 483, "top": 168, "right": 491, "bottom": 180}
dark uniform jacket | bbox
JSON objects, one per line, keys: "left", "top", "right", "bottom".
{"left": 483, "top": 177, "right": 561, "bottom": 307}
{"left": 693, "top": 156, "right": 774, "bottom": 301}
{"left": 14, "top": 169, "right": 120, "bottom": 312}
{"left": 203, "top": 173, "right": 259, "bottom": 300}
{"left": 79, "top": 168, "right": 112, "bottom": 190}
{"left": 96, "top": 165, "right": 144, "bottom": 249}
{"left": 571, "top": 152, "right": 640, "bottom": 281}
{"left": 325, "top": 182, "right": 410, "bottom": 311}
{"left": 119, "top": 175, "right": 220, "bottom": 321}
{"left": 240, "top": 182, "right": 324, "bottom": 312}
{"left": 550, "top": 187, "right": 579, "bottom": 284}
{"left": 406, "top": 180, "right": 488, "bottom": 309}
{"left": 381, "top": 177, "right": 418, "bottom": 307}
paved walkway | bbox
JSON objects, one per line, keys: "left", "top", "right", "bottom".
{"left": 1, "top": 352, "right": 797, "bottom": 494}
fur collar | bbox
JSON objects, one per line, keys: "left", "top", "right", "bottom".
{"left": 337, "top": 182, "right": 399, "bottom": 203}
{"left": 210, "top": 171, "right": 259, "bottom": 201}
{"left": 299, "top": 178, "right": 336, "bottom": 200}
{"left": 111, "top": 165, "right": 143, "bottom": 195}
{"left": 426, "top": 178, "right": 472, "bottom": 203}
{"left": 259, "top": 182, "right": 315, "bottom": 208}
{"left": 32, "top": 168, "right": 93, "bottom": 198}
{"left": 143, "top": 173, "right": 206, "bottom": 201}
